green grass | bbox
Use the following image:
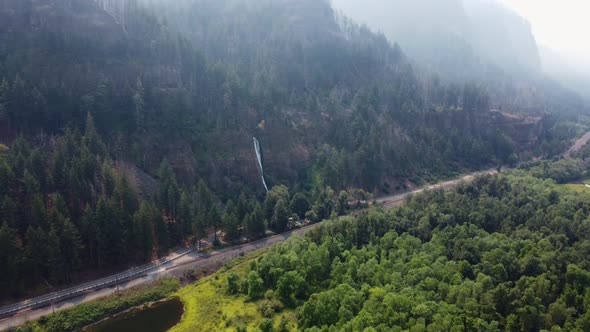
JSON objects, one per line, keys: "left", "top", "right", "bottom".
{"left": 18, "top": 278, "right": 180, "bottom": 332}
{"left": 560, "top": 178, "right": 590, "bottom": 194}
{"left": 0, "top": 143, "right": 8, "bottom": 153}
{"left": 170, "top": 250, "right": 298, "bottom": 332}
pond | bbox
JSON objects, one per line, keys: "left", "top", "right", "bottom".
{"left": 83, "top": 297, "right": 184, "bottom": 332}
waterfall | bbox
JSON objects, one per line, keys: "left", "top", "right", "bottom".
{"left": 253, "top": 137, "right": 269, "bottom": 192}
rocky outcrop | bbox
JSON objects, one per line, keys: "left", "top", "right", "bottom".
{"left": 487, "top": 110, "right": 545, "bottom": 151}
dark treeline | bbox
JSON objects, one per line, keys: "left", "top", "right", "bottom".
{"left": 226, "top": 172, "right": 590, "bottom": 331}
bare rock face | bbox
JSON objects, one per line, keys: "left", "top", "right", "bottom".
{"left": 488, "top": 110, "right": 545, "bottom": 152}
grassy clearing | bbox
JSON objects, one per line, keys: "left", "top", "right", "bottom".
{"left": 17, "top": 278, "right": 180, "bottom": 332}
{"left": 560, "top": 178, "right": 590, "bottom": 194}
{"left": 171, "top": 249, "right": 298, "bottom": 332}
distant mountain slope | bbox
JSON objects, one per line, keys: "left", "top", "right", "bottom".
{"left": 540, "top": 47, "right": 590, "bottom": 101}
{"left": 331, "top": 0, "right": 588, "bottom": 121}
{"left": 332, "top": 0, "right": 541, "bottom": 80}
{"left": 0, "top": 0, "right": 575, "bottom": 196}
{"left": 462, "top": 0, "right": 541, "bottom": 75}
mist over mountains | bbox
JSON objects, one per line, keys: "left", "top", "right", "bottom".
{"left": 333, "top": 0, "right": 541, "bottom": 81}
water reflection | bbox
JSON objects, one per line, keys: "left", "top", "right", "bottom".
{"left": 83, "top": 297, "right": 184, "bottom": 332}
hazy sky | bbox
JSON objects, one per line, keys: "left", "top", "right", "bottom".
{"left": 498, "top": 0, "right": 590, "bottom": 60}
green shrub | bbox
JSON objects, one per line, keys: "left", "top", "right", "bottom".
{"left": 37, "top": 278, "right": 180, "bottom": 332}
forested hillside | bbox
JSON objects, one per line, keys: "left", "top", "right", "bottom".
{"left": 1, "top": 0, "right": 572, "bottom": 194}
{"left": 171, "top": 166, "right": 590, "bottom": 331}
{"left": 0, "top": 0, "right": 588, "bottom": 300}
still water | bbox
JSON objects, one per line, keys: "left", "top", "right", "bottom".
{"left": 83, "top": 297, "right": 184, "bottom": 332}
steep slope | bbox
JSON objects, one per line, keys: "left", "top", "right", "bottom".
{"left": 138, "top": 0, "right": 552, "bottom": 191}
{"left": 332, "top": 0, "right": 588, "bottom": 109}
{"left": 0, "top": 0, "right": 562, "bottom": 196}
{"left": 462, "top": 0, "right": 541, "bottom": 75}
{"left": 0, "top": 0, "right": 580, "bottom": 302}
{"left": 540, "top": 47, "right": 590, "bottom": 101}
{"left": 332, "top": 0, "right": 542, "bottom": 80}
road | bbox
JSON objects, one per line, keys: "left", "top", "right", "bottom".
{"left": 0, "top": 168, "right": 499, "bottom": 330}
{"left": 564, "top": 131, "right": 590, "bottom": 158}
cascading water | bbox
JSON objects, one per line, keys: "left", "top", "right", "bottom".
{"left": 253, "top": 137, "right": 269, "bottom": 192}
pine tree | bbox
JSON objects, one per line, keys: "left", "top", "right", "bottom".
{"left": 223, "top": 210, "right": 241, "bottom": 243}
{"left": 113, "top": 172, "right": 139, "bottom": 213}
{"left": 156, "top": 159, "right": 179, "bottom": 220}
{"left": 24, "top": 226, "right": 50, "bottom": 285}
{"left": 236, "top": 192, "right": 250, "bottom": 221}
{"left": 96, "top": 197, "right": 123, "bottom": 267}
{"left": 101, "top": 160, "right": 116, "bottom": 197}
{"left": 60, "top": 218, "right": 83, "bottom": 282}
{"left": 154, "top": 205, "right": 169, "bottom": 254}
{"left": 47, "top": 225, "right": 64, "bottom": 283}
{"left": 133, "top": 78, "right": 146, "bottom": 129}
{"left": 195, "top": 180, "right": 212, "bottom": 214}
{"left": 0, "top": 224, "right": 20, "bottom": 296}
{"left": 80, "top": 205, "right": 98, "bottom": 266}
{"left": 133, "top": 201, "right": 157, "bottom": 261}
{"left": 177, "top": 189, "right": 193, "bottom": 243}
{"left": 83, "top": 112, "right": 106, "bottom": 156}
{"left": 246, "top": 203, "right": 265, "bottom": 238}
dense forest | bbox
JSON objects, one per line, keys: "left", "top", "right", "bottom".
{"left": 1, "top": 0, "right": 583, "bottom": 194}
{"left": 0, "top": 113, "right": 372, "bottom": 298}
{"left": 215, "top": 163, "right": 590, "bottom": 331}
{"left": 0, "top": 0, "right": 589, "bottom": 301}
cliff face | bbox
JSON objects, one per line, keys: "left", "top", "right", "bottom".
{"left": 487, "top": 110, "right": 545, "bottom": 152}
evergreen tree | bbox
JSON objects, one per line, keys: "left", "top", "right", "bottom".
{"left": 195, "top": 180, "right": 213, "bottom": 214}
{"left": 100, "top": 160, "right": 116, "bottom": 197}
{"left": 223, "top": 210, "right": 241, "bottom": 243}
{"left": 0, "top": 195, "right": 17, "bottom": 229}
{"left": 154, "top": 205, "right": 169, "bottom": 254}
{"left": 96, "top": 197, "right": 123, "bottom": 267}
{"left": 133, "top": 202, "right": 158, "bottom": 261}
{"left": 271, "top": 199, "right": 290, "bottom": 232}
{"left": 263, "top": 185, "right": 290, "bottom": 225}
{"left": 0, "top": 224, "right": 20, "bottom": 296}
{"left": 24, "top": 226, "right": 49, "bottom": 285}
{"left": 290, "top": 193, "right": 311, "bottom": 218}
{"left": 47, "top": 225, "right": 64, "bottom": 283}
{"left": 177, "top": 189, "right": 193, "bottom": 243}
{"left": 82, "top": 112, "right": 106, "bottom": 156}
{"left": 80, "top": 205, "right": 97, "bottom": 266}
{"left": 236, "top": 192, "right": 250, "bottom": 221}
{"left": 59, "top": 218, "right": 82, "bottom": 282}
{"left": 157, "top": 159, "right": 179, "bottom": 220}
{"left": 246, "top": 203, "right": 266, "bottom": 238}
{"left": 133, "top": 78, "right": 146, "bottom": 129}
